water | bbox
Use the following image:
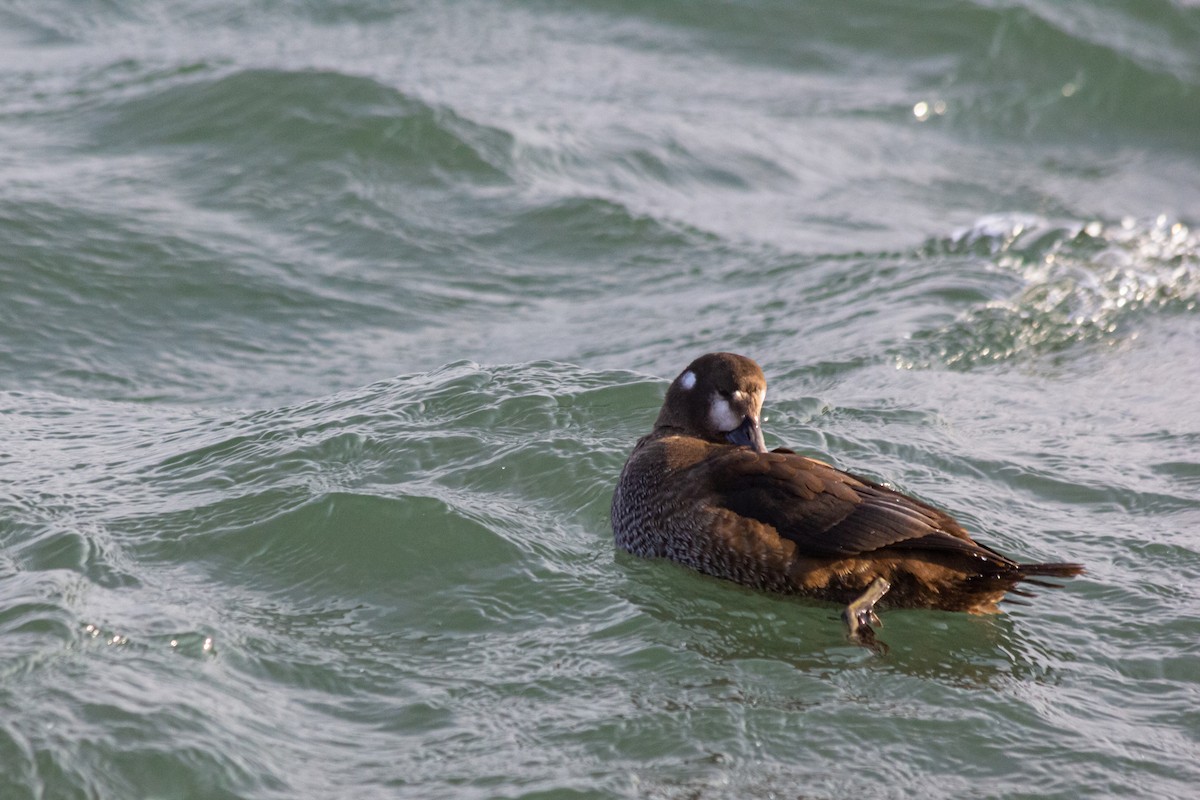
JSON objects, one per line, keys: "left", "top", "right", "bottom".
{"left": 1, "top": 1, "right": 1198, "bottom": 798}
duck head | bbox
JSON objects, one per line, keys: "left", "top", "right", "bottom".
{"left": 654, "top": 352, "right": 768, "bottom": 453}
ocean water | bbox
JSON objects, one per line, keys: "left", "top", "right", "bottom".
{"left": 1, "top": 1, "right": 1198, "bottom": 798}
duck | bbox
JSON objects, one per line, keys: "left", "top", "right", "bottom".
{"left": 611, "top": 352, "right": 1083, "bottom": 647}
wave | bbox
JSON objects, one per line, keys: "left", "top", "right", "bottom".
{"left": 897, "top": 213, "right": 1198, "bottom": 369}
{"left": 568, "top": 0, "right": 1200, "bottom": 147}
{"left": 939, "top": 3, "right": 1200, "bottom": 145}
{"left": 0, "top": 359, "right": 638, "bottom": 613}
{"left": 0, "top": 358, "right": 644, "bottom": 800}
{"left": 93, "top": 67, "right": 514, "bottom": 192}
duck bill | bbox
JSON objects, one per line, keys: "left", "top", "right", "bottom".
{"left": 726, "top": 415, "right": 767, "bottom": 453}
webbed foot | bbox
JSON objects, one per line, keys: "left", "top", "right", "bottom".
{"left": 841, "top": 577, "right": 891, "bottom": 653}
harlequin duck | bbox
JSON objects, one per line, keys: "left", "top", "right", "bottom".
{"left": 611, "top": 352, "right": 1083, "bottom": 648}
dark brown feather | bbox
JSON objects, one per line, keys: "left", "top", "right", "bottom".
{"left": 709, "top": 448, "right": 1008, "bottom": 565}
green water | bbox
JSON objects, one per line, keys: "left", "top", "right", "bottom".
{"left": 1, "top": 1, "right": 1198, "bottom": 798}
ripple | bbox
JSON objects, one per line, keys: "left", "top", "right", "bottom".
{"left": 1, "top": 339, "right": 1197, "bottom": 799}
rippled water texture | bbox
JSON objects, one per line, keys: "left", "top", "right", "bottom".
{"left": 1, "top": 1, "right": 1198, "bottom": 798}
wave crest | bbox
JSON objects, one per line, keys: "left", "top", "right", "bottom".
{"left": 901, "top": 213, "right": 1198, "bottom": 368}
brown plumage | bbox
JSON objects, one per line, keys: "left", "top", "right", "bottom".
{"left": 611, "top": 352, "right": 1083, "bottom": 642}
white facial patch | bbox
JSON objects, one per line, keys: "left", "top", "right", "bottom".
{"left": 679, "top": 370, "right": 697, "bottom": 391}
{"left": 708, "top": 395, "right": 742, "bottom": 432}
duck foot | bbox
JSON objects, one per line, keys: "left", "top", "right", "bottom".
{"left": 841, "top": 577, "right": 891, "bottom": 653}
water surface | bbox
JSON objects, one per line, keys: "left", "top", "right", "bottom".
{"left": 1, "top": 1, "right": 1198, "bottom": 798}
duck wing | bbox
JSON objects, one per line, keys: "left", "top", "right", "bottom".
{"left": 707, "top": 448, "right": 1011, "bottom": 565}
